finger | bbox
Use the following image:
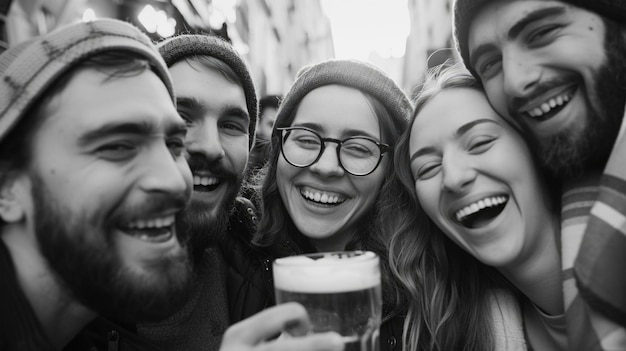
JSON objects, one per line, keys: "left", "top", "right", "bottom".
{"left": 256, "top": 332, "right": 345, "bottom": 351}
{"left": 221, "top": 303, "right": 313, "bottom": 345}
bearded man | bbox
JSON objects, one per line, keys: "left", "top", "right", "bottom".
{"left": 134, "top": 34, "right": 272, "bottom": 351}
{"left": 453, "top": 0, "right": 626, "bottom": 349}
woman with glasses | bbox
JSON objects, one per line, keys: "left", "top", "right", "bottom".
{"left": 251, "top": 59, "right": 413, "bottom": 351}
{"left": 391, "top": 63, "right": 564, "bottom": 350}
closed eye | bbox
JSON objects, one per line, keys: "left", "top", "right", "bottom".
{"left": 527, "top": 25, "right": 562, "bottom": 47}
{"left": 468, "top": 136, "right": 496, "bottom": 154}
{"left": 96, "top": 141, "right": 137, "bottom": 161}
{"left": 414, "top": 160, "right": 441, "bottom": 181}
{"left": 476, "top": 55, "right": 502, "bottom": 80}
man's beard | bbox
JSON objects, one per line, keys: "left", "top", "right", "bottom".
{"left": 539, "top": 21, "right": 626, "bottom": 179}
{"left": 33, "top": 172, "right": 194, "bottom": 323}
{"left": 177, "top": 195, "right": 235, "bottom": 267}
{"left": 177, "top": 155, "right": 244, "bottom": 267}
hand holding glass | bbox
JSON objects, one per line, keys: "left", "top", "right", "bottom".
{"left": 273, "top": 251, "right": 382, "bottom": 351}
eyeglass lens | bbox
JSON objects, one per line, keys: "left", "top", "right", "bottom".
{"left": 281, "top": 128, "right": 382, "bottom": 175}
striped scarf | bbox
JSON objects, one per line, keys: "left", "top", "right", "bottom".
{"left": 561, "top": 128, "right": 626, "bottom": 350}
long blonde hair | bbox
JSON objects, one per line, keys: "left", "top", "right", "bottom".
{"left": 390, "top": 62, "right": 516, "bottom": 351}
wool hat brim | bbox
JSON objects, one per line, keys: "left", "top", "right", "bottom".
{"left": 273, "top": 59, "right": 412, "bottom": 139}
{"left": 0, "top": 18, "right": 173, "bottom": 145}
{"left": 157, "top": 34, "right": 258, "bottom": 150}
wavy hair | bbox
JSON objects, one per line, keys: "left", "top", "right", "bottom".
{"left": 390, "top": 62, "right": 519, "bottom": 351}
{"left": 253, "top": 88, "right": 411, "bottom": 314}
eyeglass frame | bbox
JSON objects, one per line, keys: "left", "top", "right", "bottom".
{"left": 277, "top": 126, "right": 389, "bottom": 176}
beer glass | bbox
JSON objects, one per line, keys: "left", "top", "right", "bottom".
{"left": 273, "top": 251, "right": 382, "bottom": 351}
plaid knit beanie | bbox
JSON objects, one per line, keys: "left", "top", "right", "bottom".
{"left": 157, "top": 34, "right": 258, "bottom": 150}
{"left": 453, "top": 0, "right": 626, "bottom": 78}
{"left": 274, "top": 59, "right": 411, "bottom": 136}
{"left": 0, "top": 18, "right": 173, "bottom": 145}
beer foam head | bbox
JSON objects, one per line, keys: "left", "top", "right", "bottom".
{"left": 273, "top": 251, "right": 381, "bottom": 293}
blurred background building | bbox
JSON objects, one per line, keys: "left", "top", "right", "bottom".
{"left": 1, "top": 0, "right": 455, "bottom": 98}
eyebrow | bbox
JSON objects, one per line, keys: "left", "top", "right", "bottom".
{"left": 469, "top": 6, "right": 566, "bottom": 67}
{"left": 176, "top": 96, "right": 203, "bottom": 112}
{"left": 177, "top": 96, "right": 250, "bottom": 123}
{"left": 409, "top": 119, "right": 500, "bottom": 162}
{"left": 293, "top": 122, "right": 380, "bottom": 141}
{"left": 79, "top": 120, "right": 187, "bottom": 145}
{"left": 224, "top": 106, "right": 250, "bottom": 124}
{"left": 508, "top": 6, "right": 566, "bottom": 39}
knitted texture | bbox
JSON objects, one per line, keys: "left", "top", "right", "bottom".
{"left": 157, "top": 34, "right": 258, "bottom": 149}
{"left": 274, "top": 59, "right": 412, "bottom": 135}
{"left": 0, "top": 18, "right": 173, "bottom": 144}
{"left": 453, "top": 0, "right": 626, "bottom": 77}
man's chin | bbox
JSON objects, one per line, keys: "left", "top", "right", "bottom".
{"left": 177, "top": 197, "right": 231, "bottom": 264}
{"left": 103, "top": 254, "right": 194, "bottom": 323}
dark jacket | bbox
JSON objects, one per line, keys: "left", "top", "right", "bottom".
{"left": 0, "top": 240, "right": 56, "bottom": 351}
{"left": 222, "top": 197, "right": 275, "bottom": 323}
{"left": 66, "top": 319, "right": 163, "bottom": 351}
{"left": 381, "top": 310, "right": 405, "bottom": 351}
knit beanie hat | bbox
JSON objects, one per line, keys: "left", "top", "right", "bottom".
{"left": 453, "top": 0, "right": 626, "bottom": 78}
{"left": 0, "top": 18, "right": 173, "bottom": 145}
{"left": 274, "top": 59, "right": 412, "bottom": 137}
{"left": 157, "top": 34, "right": 258, "bottom": 150}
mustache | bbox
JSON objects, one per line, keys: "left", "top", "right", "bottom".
{"left": 508, "top": 74, "right": 578, "bottom": 115}
{"left": 113, "top": 192, "right": 190, "bottom": 224}
{"left": 186, "top": 154, "right": 239, "bottom": 180}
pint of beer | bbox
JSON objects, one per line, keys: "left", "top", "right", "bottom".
{"left": 273, "top": 251, "right": 382, "bottom": 351}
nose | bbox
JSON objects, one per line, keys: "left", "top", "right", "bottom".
{"left": 502, "top": 51, "right": 542, "bottom": 98}
{"left": 185, "top": 119, "right": 225, "bottom": 161}
{"left": 308, "top": 143, "right": 345, "bottom": 177}
{"left": 440, "top": 154, "right": 476, "bottom": 193}
{"left": 140, "top": 143, "right": 191, "bottom": 196}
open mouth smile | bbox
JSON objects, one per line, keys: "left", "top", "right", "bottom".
{"left": 120, "top": 215, "right": 176, "bottom": 243}
{"left": 299, "top": 186, "right": 346, "bottom": 206}
{"left": 519, "top": 86, "right": 576, "bottom": 122}
{"left": 193, "top": 174, "right": 220, "bottom": 192}
{"left": 454, "top": 195, "right": 508, "bottom": 229}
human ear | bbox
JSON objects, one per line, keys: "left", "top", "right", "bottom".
{"left": 0, "top": 173, "right": 27, "bottom": 223}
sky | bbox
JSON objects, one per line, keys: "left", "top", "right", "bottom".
{"left": 320, "top": 0, "right": 410, "bottom": 60}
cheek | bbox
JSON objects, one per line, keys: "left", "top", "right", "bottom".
{"left": 355, "top": 167, "right": 387, "bottom": 203}
{"left": 226, "top": 143, "right": 250, "bottom": 171}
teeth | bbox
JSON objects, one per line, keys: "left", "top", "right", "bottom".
{"left": 194, "top": 175, "right": 219, "bottom": 186}
{"left": 127, "top": 215, "right": 175, "bottom": 229}
{"left": 455, "top": 196, "right": 508, "bottom": 222}
{"left": 301, "top": 188, "right": 344, "bottom": 204}
{"left": 525, "top": 92, "right": 571, "bottom": 118}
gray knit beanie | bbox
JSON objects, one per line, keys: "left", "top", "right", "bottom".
{"left": 274, "top": 59, "right": 412, "bottom": 137}
{"left": 157, "top": 34, "right": 258, "bottom": 150}
{"left": 0, "top": 18, "right": 173, "bottom": 145}
{"left": 453, "top": 0, "right": 626, "bottom": 78}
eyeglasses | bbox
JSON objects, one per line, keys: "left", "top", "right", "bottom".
{"left": 277, "top": 126, "right": 389, "bottom": 176}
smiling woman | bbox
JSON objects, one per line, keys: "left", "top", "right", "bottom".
{"left": 252, "top": 59, "right": 413, "bottom": 351}
{"left": 390, "top": 62, "right": 566, "bottom": 351}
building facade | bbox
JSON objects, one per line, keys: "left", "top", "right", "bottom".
{"left": 402, "top": 0, "right": 454, "bottom": 95}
